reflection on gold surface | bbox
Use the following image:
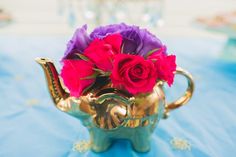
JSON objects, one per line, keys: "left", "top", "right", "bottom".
{"left": 36, "top": 58, "right": 194, "bottom": 130}
{"left": 164, "top": 67, "right": 195, "bottom": 118}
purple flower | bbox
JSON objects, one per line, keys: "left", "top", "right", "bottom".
{"left": 63, "top": 25, "right": 91, "bottom": 59}
{"left": 90, "top": 23, "right": 164, "bottom": 56}
{"left": 120, "top": 26, "right": 143, "bottom": 55}
{"left": 137, "top": 28, "right": 164, "bottom": 56}
{"left": 90, "top": 23, "right": 129, "bottom": 39}
{"left": 63, "top": 23, "right": 165, "bottom": 59}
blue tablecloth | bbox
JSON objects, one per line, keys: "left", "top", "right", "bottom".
{"left": 0, "top": 35, "right": 236, "bottom": 157}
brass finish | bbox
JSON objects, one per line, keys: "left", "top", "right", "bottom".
{"left": 35, "top": 58, "right": 69, "bottom": 106}
{"left": 92, "top": 93, "right": 130, "bottom": 129}
{"left": 36, "top": 57, "right": 194, "bottom": 153}
{"left": 35, "top": 58, "right": 95, "bottom": 116}
{"left": 36, "top": 58, "right": 194, "bottom": 128}
{"left": 164, "top": 67, "right": 195, "bottom": 118}
{"left": 125, "top": 84, "right": 164, "bottom": 127}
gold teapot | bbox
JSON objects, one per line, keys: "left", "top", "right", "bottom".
{"left": 36, "top": 57, "right": 194, "bottom": 153}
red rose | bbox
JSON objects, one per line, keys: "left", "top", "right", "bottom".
{"left": 84, "top": 33, "right": 122, "bottom": 72}
{"left": 60, "top": 59, "right": 95, "bottom": 97}
{"left": 111, "top": 54, "right": 157, "bottom": 95}
{"left": 147, "top": 45, "right": 167, "bottom": 58}
{"left": 149, "top": 54, "right": 176, "bottom": 86}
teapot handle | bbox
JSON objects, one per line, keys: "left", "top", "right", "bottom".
{"left": 164, "top": 67, "right": 194, "bottom": 118}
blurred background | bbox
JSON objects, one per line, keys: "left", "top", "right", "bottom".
{"left": 1, "top": 1, "right": 236, "bottom": 157}
{"left": 0, "top": 0, "right": 236, "bottom": 38}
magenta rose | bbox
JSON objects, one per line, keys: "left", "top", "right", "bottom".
{"left": 84, "top": 34, "right": 122, "bottom": 72}
{"left": 111, "top": 54, "right": 157, "bottom": 95}
{"left": 155, "top": 55, "right": 176, "bottom": 86}
{"left": 149, "top": 52, "right": 176, "bottom": 86}
{"left": 60, "top": 59, "right": 95, "bottom": 97}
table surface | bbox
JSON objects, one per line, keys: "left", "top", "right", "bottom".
{"left": 0, "top": 35, "right": 236, "bottom": 157}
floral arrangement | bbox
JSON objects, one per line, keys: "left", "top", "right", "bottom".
{"left": 61, "top": 23, "right": 176, "bottom": 97}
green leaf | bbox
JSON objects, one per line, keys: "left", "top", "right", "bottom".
{"left": 80, "top": 73, "right": 98, "bottom": 80}
{"left": 145, "top": 48, "right": 160, "bottom": 58}
{"left": 102, "top": 72, "right": 111, "bottom": 76}
{"left": 93, "top": 68, "right": 111, "bottom": 76}
{"left": 81, "top": 81, "right": 95, "bottom": 95}
{"left": 75, "top": 53, "right": 89, "bottom": 61}
{"left": 87, "top": 76, "right": 110, "bottom": 94}
{"left": 93, "top": 68, "right": 105, "bottom": 73}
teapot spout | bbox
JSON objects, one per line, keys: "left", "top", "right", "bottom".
{"left": 36, "top": 57, "right": 95, "bottom": 119}
{"left": 35, "top": 57, "right": 70, "bottom": 110}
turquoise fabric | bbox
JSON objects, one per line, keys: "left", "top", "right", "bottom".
{"left": 0, "top": 35, "right": 236, "bottom": 157}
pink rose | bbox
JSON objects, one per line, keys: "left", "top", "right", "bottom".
{"left": 60, "top": 59, "right": 95, "bottom": 97}
{"left": 84, "top": 33, "right": 122, "bottom": 72}
{"left": 149, "top": 54, "right": 176, "bottom": 86}
{"left": 111, "top": 54, "right": 157, "bottom": 95}
{"left": 147, "top": 45, "right": 167, "bottom": 58}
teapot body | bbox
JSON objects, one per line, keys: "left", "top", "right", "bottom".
{"left": 64, "top": 84, "right": 166, "bottom": 152}
{"left": 89, "top": 121, "right": 157, "bottom": 152}
{"left": 36, "top": 58, "right": 194, "bottom": 153}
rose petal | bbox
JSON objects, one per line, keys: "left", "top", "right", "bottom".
{"left": 60, "top": 59, "right": 95, "bottom": 97}
{"left": 84, "top": 34, "right": 122, "bottom": 72}
{"left": 111, "top": 54, "right": 158, "bottom": 95}
{"left": 63, "top": 25, "right": 92, "bottom": 59}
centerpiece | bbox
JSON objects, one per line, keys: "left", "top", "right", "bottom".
{"left": 36, "top": 23, "right": 194, "bottom": 152}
